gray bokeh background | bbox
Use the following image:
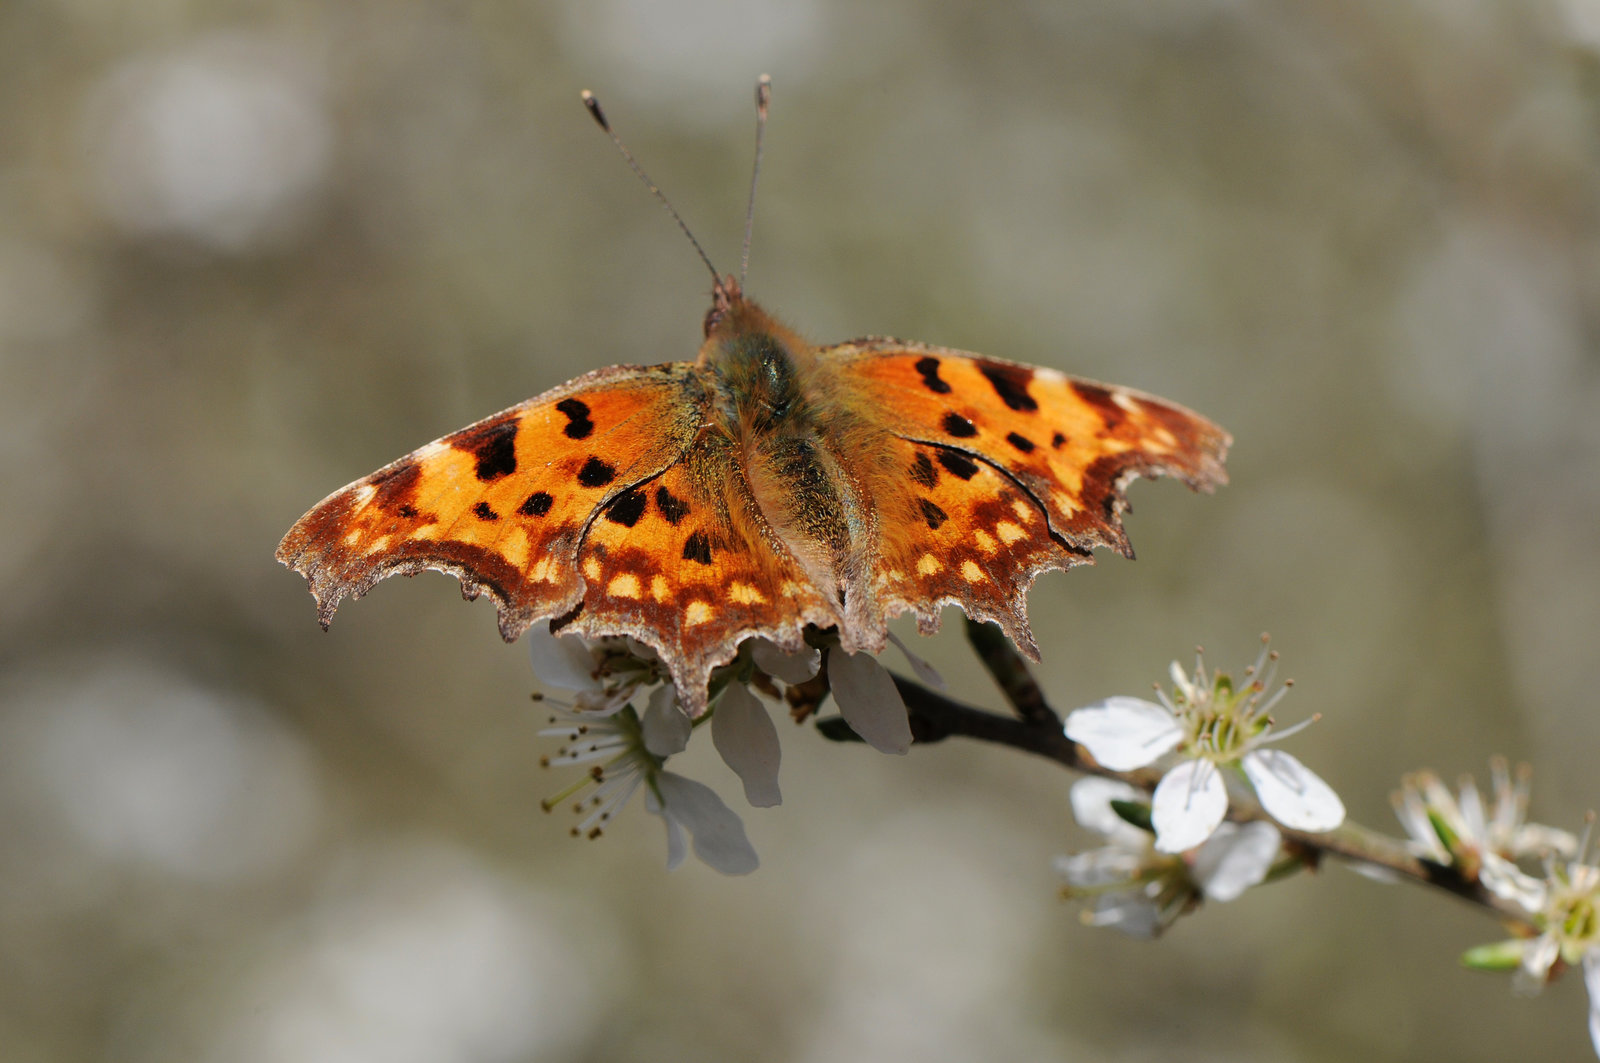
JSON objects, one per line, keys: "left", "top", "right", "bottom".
{"left": 4, "top": 1, "right": 1599, "bottom": 1060}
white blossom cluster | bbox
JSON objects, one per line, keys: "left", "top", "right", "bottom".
{"left": 1054, "top": 640, "right": 1342, "bottom": 935}
{"left": 1063, "top": 639, "right": 1345, "bottom": 854}
{"left": 529, "top": 626, "right": 927, "bottom": 873}
{"left": 532, "top": 622, "right": 1600, "bottom": 1058}
{"left": 1056, "top": 776, "right": 1282, "bottom": 937}
{"left": 1394, "top": 762, "right": 1599, "bottom": 1058}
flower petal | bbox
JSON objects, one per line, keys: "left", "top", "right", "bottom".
{"left": 1509, "top": 823, "right": 1579, "bottom": 860}
{"left": 1054, "top": 846, "right": 1144, "bottom": 888}
{"left": 647, "top": 788, "right": 689, "bottom": 871}
{"left": 750, "top": 638, "right": 821, "bottom": 685}
{"left": 1168, "top": 660, "right": 1197, "bottom": 701}
{"left": 1085, "top": 891, "right": 1165, "bottom": 939}
{"left": 1069, "top": 777, "right": 1149, "bottom": 847}
{"left": 827, "top": 650, "right": 912, "bottom": 755}
{"left": 712, "top": 683, "right": 782, "bottom": 807}
{"left": 640, "top": 684, "right": 691, "bottom": 757}
{"left": 653, "top": 772, "right": 758, "bottom": 875}
{"left": 1515, "top": 932, "right": 1560, "bottom": 994}
{"left": 1063, "top": 697, "right": 1182, "bottom": 771}
{"left": 527, "top": 624, "right": 598, "bottom": 691}
{"left": 1479, "top": 853, "right": 1547, "bottom": 912}
{"left": 887, "top": 630, "right": 945, "bottom": 690}
{"left": 1192, "top": 821, "right": 1279, "bottom": 902}
{"left": 1243, "top": 749, "right": 1345, "bottom": 832}
{"left": 1151, "top": 760, "right": 1228, "bottom": 853}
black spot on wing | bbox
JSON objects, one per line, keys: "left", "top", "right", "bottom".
{"left": 942, "top": 412, "right": 978, "bottom": 438}
{"left": 1051, "top": 432, "right": 1067, "bottom": 449}
{"left": 919, "top": 498, "right": 948, "bottom": 530}
{"left": 450, "top": 419, "right": 518, "bottom": 481}
{"left": 979, "top": 362, "right": 1038, "bottom": 412}
{"left": 518, "top": 491, "right": 553, "bottom": 517}
{"left": 555, "top": 398, "right": 594, "bottom": 440}
{"left": 577, "top": 457, "right": 616, "bottom": 488}
{"left": 472, "top": 501, "right": 499, "bottom": 521}
{"left": 914, "top": 356, "right": 952, "bottom": 394}
{"left": 682, "top": 530, "right": 714, "bottom": 565}
{"left": 1006, "top": 432, "right": 1036, "bottom": 453}
{"left": 655, "top": 486, "right": 690, "bottom": 525}
{"left": 604, "top": 488, "right": 648, "bottom": 527}
{"left": 397, "top": 504, "right": 419, "bottom": 518}
{"left": 909, "top": 452, "right": 938, "bottom": 489}
{"left": 936, "top": 450, "right": 979, "bottom": 481}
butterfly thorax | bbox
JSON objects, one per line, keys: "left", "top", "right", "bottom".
{"left": 700, "top": 295, "right": 863, "bottom": 607}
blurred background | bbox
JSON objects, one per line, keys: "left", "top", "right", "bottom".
{"left": 3, "top": 1, "right": 1599, "bottom": 1060}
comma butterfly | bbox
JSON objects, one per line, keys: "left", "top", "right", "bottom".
{"left": 277, "top": 80, "right": 1231, "bottom": 715}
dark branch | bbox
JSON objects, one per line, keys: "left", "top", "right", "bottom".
{"left": 963, "top": 619, "right": 1060, "bottom": 729}
{"left": 893, "top": 674, "right": 1084, "bottom": 769}
{"left": 882, "top": 669, "right": 1537, "bottom": 927}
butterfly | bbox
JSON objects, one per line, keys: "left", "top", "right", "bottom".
{"left": 277, "top": 84, "right": 1230, "bottom": 716}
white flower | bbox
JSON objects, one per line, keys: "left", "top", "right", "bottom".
{"left": 1063, "top": 638, "right": 1344, "bottom": 853}
{"left": 1057, "top": 777, "right": 1280, "bottom": 937}
{"left": 1467, "top": 825, "right": 1600, "bottom": 1059}
{"left": 530, "top": 627, "right": 762, "bottom": 874}
{"left": 1392, "top": 759, "right": 1578, "bottom": 885}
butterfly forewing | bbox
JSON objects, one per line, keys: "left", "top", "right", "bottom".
{"left": 824, "top": 340, "right": 1230, "bottom": 558}
{"left": 276, "top": 364, "right": 705, "bottom": 641}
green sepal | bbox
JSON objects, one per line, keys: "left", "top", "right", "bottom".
{"left": 1460, "top": 939, "right": 1525, "bottom": 971}
{"left": 1427, "top": 809, "right": 1462, "bottom": 857}
{"left": 1110, "top": 798, "right": 1154, "bottom": 833}
{"left": 1262, "top": 853, "right": 1306, "bottom": 885}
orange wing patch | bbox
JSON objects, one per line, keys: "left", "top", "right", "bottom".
{"left": 827, "top": 341, "right": 1230, "bottom": 559}
{"left": 276, "top": 364, "right": 704, "bottom": 641}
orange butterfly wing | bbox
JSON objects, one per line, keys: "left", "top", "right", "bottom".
{"left": 823, "top": 339, "right": 1231, "bottom": 656}
{"left": 277, "top": 361, "right": 847, "bottom": 713}
{"left": 280, "top": 321, "right": 1229, "bottom": 709}
{"left": 277, "top": 364, "right": 705, "bottom": 643}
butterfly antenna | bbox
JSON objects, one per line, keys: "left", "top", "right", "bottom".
{"left": 581, "top": 90, "right": 725, "bottom": 299}
{"left": 739, "top": 74, "right": 772, "bottom": 291}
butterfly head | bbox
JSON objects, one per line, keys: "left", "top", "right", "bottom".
{"left": 702, "top": 275, "right": 743, "bottom": 337}
{"left": 698, "top": 284, "right": 818, "bottom": 435}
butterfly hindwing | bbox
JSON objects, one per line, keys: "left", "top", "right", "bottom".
{"left": 567, "top": 440, "right": 840, "bottom": 711}
{"left": 867, "top": 435, "right": 1085, "bottom": 657}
